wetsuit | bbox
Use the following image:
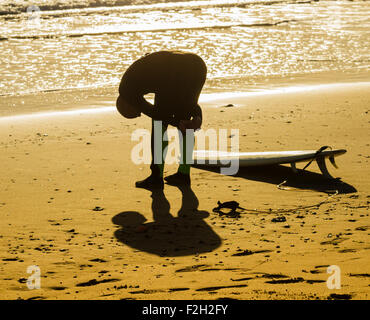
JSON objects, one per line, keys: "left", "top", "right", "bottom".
{"left": 118, "top": 50, "right": 207, "bottom": 127}
{"left": 118, "top": 51, "right": 207, "bottom": 178}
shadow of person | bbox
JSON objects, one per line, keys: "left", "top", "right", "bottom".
{"left": 112, "top": 185, "right": 222, "bottom": 257}
{"left": 193, "top": 164, "right": 356, "bottom": 194}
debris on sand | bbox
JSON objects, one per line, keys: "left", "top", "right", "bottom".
{"left": 232, "top": 249, "right": 254, "bottom": 256}
{"left": 271, "top": 216, "right": 286, "bottom": 223}
{"left": 213, "top": 201, "right": 244, "bottom": 218}
{"left": 265, "top": 277, "right": 304, "bottom": 284}
{"left": 328, "top": 293, "right": 352, "bottom": 300}
{"left": 92, "top": 206, "right": 104, "bottom": 212}
{"left": 76, "top": 278, "right": 119, "bottom": 287}
{"left": 232, "top": 249, "right": 272, "bottom": 257}
{"left": 89, "top": 258, "right": 107, "bottom": 263}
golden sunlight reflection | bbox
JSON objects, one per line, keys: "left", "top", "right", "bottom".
{"left": 0, "top": 0, "right": 369, "bottom": 97}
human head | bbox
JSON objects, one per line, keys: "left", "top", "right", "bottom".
{"left": 116, "top": 95, "right": 141, "bottom": 119}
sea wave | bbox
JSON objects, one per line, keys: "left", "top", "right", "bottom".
{"left": 0, "top": 0, "right": 295, "bottom": 16}
{"left": 0, "top": 19, "right": 298, "bottom": 40}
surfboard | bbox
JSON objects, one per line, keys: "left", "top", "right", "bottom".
{"left": 192, "top": 148, "right": 347, "bottom": 179}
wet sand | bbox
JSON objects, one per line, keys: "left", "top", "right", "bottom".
{"left": 0, "top": 83, "right": 369, "bottom": 300}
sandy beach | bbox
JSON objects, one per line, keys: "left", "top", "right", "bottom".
{"left": 0, "top": 82, "right": 369, "bottom": 300}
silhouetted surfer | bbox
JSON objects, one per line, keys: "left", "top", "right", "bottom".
{"left": 116, "top": 51, "right": 207, "bottom": 189}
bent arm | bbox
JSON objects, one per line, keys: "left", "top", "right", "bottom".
{"left": 134, "top": 95, "right": 156, "bottom": 118}
{"left": 125, "top": 93, "right": 177, "bottom": 126}
{"left": 119, "top": 88, "right": 157, "bottom": 119}
{"left": 190, "top": 104, "right": 203, "bottom": 129}
{"left": 192, "top": 104, "right": 203, "bottom": 121}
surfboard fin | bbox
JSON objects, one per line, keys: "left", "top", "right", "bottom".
{"left": 316, "top": 156, "right": 334, "bottom": 179}
{"left": 290, "top": 162, "right": 298, "bottom": 173}
{"left": 329, "top": 155, "right": 338, "bottom": 169}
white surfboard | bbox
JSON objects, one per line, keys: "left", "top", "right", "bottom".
{"left": 193, "top": 148, "right": 346, "bottom": 179}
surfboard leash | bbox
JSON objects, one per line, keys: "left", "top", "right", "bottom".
{"left": 219, "top": 190, "right": 339, "bottom": 216}
{"left": 213, "top": 190, "right": 339, "bottom": 216}
{"left": 277, "top": 179, "right": 339, "bottom": 194}
{"left": 301, "top": 145, "right": 332, "bottom": 171}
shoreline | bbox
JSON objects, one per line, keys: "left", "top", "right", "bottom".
{"left": 1, "top": 81, "right": 369, "bottom": 122}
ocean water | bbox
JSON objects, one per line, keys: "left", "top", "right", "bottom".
{"left": 0, "top": 0, "right": 369, "bottom": 108}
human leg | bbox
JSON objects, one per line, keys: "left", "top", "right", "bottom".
{"left": 164, "top": 128, "right": 194, "bottom": 186}
{"left": 136, "top": 119, "right": 168, "bottom": 189}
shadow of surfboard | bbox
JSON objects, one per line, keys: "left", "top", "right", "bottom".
{"left": 193, "top": 164, "right": 356, "bottom": 194}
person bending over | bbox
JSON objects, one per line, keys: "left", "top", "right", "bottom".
{"left": 116, "top": 50, "right": 207, "bottom": 189}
